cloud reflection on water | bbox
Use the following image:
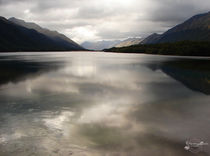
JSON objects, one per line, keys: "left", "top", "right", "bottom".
{"left": 0, "top": 53, "right": 209, "bottom": 156}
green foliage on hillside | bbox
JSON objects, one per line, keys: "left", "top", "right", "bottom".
{"left": 104, "top": 41, "right": 210, "bottom": 56}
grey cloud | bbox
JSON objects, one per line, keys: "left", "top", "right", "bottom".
{"left": 145, "top": 0, "right": 210, "bottom": 23}
{"left": 77, "top": 7, "right": 111, "bottom": 19}
{"left": 0, "top": 0, "right": 210, "bottom": 42}
{"left": 96, "top": 30, "right": 141, "bottom": 40}
{"left": 38, "top": 21, "right": 90, "bottom": 34}
{"left": 0, "top": 0, "right": 29, "bottom": 5}
{"left": 32, "top": 0, "right": 70, "bottom": 12}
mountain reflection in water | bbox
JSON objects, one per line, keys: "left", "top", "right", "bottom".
{"left": 0, "top": 52, "right": 209, "bottom": 156}
{"left": 148, "top": 59, "right": 210, "bottom": 95}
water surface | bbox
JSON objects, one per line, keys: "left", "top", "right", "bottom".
{"left": 0, "top": 52, "right": 210, "bottom": 156}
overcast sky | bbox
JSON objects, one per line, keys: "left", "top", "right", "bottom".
{"left": 0, "top": 0, "right": 210, "bottom": 43}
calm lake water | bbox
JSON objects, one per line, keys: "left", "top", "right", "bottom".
{"left": 0, "top": 52, "right": 210, "bottom": 156}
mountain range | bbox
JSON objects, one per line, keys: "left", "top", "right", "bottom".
{"left": 1, "top": 11, "right": 210, "bottom": 52}
{"left": 81, "top": 38, "right": 143, "bottom": 50}
{"left": 105, "top": 11, "right": 210, "bottom": 56}
{"left": 0, "top": 17, "right": 84, "bottom": 52}
{"left": 142, "top": 11, "right": 210, "bottom": 44}
{"left": 84, "top": 11, "right": 210, "bottom": 50}
{"left": 81, "top": 40, "right": 121, "bottom": 51}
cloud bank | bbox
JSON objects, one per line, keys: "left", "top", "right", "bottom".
{"left": 0, "top": 0, "right": 210, "bottom": 43}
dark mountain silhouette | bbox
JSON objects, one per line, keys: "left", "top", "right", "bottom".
{"left": 9, "top": 17, "right": 83, "bottom": 50}
{"left": 0, "top": 16, "right": 84, "bottom": 52}
{"left": 142, "top": 11, "right": 210, "bottom": 44}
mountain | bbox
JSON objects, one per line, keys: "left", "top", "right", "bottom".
{"left": 142, "top": 11, "right": 210, "bottom": 44}
{"left": 114, "top": 38, "right": 143, "bottom": 48}
{"left": 0, "top": 16, "right": 84, "bottom": 52}
{"left": 82, "top": 38, "right": 143, "bottom": 50}
{"left": 105, "top": 12, "right": 210, "bottom": 56}
{"left": 141, "top": 33, "right": 161, "bottom": 44}
{"left": 81, "top": 40, "right": 121, "bottom": 50}
{"left": 9, "top": 17, "right": 83, "bottom": 50}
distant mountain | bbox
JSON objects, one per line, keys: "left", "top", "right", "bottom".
{"left": 114, "top": 38, "right": 143, "bottom": 48}
{"left": 82, "top": 38, "right": 143, "bottom": 50}
{"left": 142, "top": 11, "right": 210, "bottom": 44}
{"left": 81, "top": 40, "right": 121, "bottom": 50}
{"left": 0, "top": 16, "right": 84, "bottom": 52}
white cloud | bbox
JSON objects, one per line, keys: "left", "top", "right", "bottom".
{"left": 64, "top": 26, "right": 100, "bottom": 43}
{"left": 0, "top": 0, "right": 210, "bottom": 43}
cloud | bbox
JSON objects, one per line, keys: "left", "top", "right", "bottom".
{"left": 0, "top": 0, "right": 210, "bottom": 43}
{"left": 145, "top": 0, "right": 210, "bottom": 23}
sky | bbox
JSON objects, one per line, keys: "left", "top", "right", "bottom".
{"left": 0, "top": 0, "right": 210, "bottom": 43}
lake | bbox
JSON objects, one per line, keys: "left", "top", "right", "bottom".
{"left": 0, "top": 52, "right": 210, "bottom": 156}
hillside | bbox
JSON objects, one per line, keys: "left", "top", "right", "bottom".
{"left": 142, "top": 11, "right": 210, "bottom": 44}
{"left": 105, "top": 41, "right": 210, "bottom": 56}
{"left": 0, "top": 17, "right": 84, "bottom": 52}
{"left": 141, "top": 33, "right": 161, "bottom": 44}
{"left": 114, "top": 38, "right": 143, "bottom": 48}
{"left": 105, "top": 11, "right": 210, "bottom": 56}
{"left": 9, "top": 17, "right": 83, "bottom": 50}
